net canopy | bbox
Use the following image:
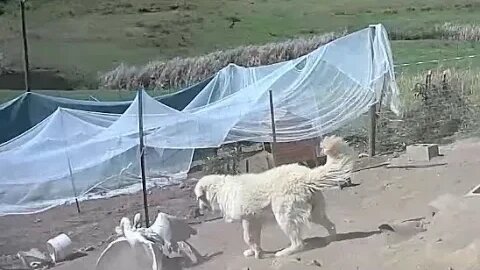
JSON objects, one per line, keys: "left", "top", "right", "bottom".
{"left": 0, "top": 24, "right": 400, "bottom": 215}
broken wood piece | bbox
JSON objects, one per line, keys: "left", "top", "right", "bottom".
{"left": 401, "top": 217, "right": 426, "bottom": 223}
{"left": 353, "top": 162, "right": 390, "bottom": 172}
{"left": 187, "top": 216, "right": 223, "bottom": 225}
{"left": 465, "top": 184, "right": 480, "bottom": 197}
{"left": 386, "top": 163, "right": 447, "bottom": 169}
{"left": 340, "top": 178, "right": 360, "bottom": 189}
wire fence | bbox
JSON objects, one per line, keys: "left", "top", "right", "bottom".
{"left": 336, "top": 68, "right": 480, "bottom": 155}
{"left": 394, "top": 54, "right": 480, "bottom": 68}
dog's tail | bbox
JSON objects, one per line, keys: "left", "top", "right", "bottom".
{"left": 306, "top": 135, "right": 354, "bottom": 189}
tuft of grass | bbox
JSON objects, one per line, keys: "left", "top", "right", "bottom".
{"left": 99, "top": 30, "right": 346, "bottom": 90}
{"left": 397, "top": 68, "right": 480, "bottom": 109}
{"left": 437, "top": 22, "right": 480, "bottom": 41}
{"left": 383, "top": 8, "right": 398, "bottom": 15}
{"left": 332, "top": 10, "right": 349, "bottom": 16}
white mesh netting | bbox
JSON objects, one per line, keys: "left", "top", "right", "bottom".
{"left": 0, "top": 24, "right": 400, "bottom": 215}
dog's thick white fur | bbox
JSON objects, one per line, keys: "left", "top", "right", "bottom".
{"left": 194, "top": 136, "right": 354, "bottom": 258}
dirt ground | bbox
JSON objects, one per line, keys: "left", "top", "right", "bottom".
{"left": 2, "top": 138, "right": 480, "bottom": 270}
{"left": 0, "top": 172, "right": 219, "bottom": 257}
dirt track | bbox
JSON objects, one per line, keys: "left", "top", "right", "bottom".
{"left": 2, "top": 138, "right": 480, "bottom": 269}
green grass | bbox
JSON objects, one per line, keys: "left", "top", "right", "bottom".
{"left": 1, "top": 0, "right": 480, "bottom": 84}
{"left": 1, "top": 38, "right": 480, "bottom": 103}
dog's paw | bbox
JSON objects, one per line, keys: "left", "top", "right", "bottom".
{"left": 274, "top": 249, "right": 290, "bottom": 257}
{"left": 243, "top": 249, "right": 255, "bottom": 257}
{"left": 254, "top": 250, "right": 263, "bottom": 259}
{"left": 274, "top": 245, "right": 304, "bottom": 257}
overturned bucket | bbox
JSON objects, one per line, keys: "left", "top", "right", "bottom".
{"left": 46, "top": 233, "right": 72, "bottom": 263}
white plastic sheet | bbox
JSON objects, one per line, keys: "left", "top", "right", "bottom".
{"left": 0, "top": 24, "right": 400, "bottom": 215}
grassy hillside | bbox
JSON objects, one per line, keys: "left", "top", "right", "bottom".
{"left": 0, "top": 0, "right": 479, "bottom": 89}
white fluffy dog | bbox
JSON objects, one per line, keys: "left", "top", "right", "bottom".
{"left": 194, "top": 136, "right": 354, "bottom": 258}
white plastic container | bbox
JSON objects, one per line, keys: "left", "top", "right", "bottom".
{"left": 46, "top": 233, "right": 72, "bottom": 263}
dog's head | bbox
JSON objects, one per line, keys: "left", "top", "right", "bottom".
{"left": 194, "top": 175, "right": 222, "bottom": 212}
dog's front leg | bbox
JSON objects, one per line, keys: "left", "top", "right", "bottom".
{"left": 242, "top": 219, "right": 263, "bottom": 259}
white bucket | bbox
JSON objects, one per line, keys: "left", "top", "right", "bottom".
{"left": 46, "top": 233, "right": 72, "bottom": 263}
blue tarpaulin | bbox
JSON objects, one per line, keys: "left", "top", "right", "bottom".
{"left": 0, "top": 77, "right": 213, "bottom": 144}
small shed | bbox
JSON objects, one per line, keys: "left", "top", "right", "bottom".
{"left": 264, "top": 110, "right": 325, "bottom": 167}
{"left": 194, "top": 111, "right": 327, "bottom": 175}
{"left": 273, "top": 138, "right": 323, "bottom": 166}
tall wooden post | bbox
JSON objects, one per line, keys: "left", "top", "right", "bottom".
{"left": 268, "top": 89, "right": 277, "bottom": 166}
{"left": 368, "top": 25, "right": 377, "bottom": 157}
{"left": 368, "top": 104, "right": 376, "bottom": 157}
{"left": 137, "top": 89, "right": 150, "bottom": 227}
{"left": 20, "top": 0, "right": 31, "bottom": 92}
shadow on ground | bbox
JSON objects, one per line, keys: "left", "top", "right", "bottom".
{"left": 304, "top": 230, "right": 382, "bottom": 251}
{"left": 261, "top": 230, "right": 382, "bottom": 257}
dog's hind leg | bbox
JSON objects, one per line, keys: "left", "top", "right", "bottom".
{"left": 242, "top": 218, "right": 263, "bottom": 259}
{"left": 272, "top": 199, "right": 306, "bottom": 257}
{"left": 251, "top": 218, "right": 263, "bottom": 258}
{"left": 311, "top": 192, "right": 337, "bottom": 242}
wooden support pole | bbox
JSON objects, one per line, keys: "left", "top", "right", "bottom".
{"left": 368, "top": 25, "right": 377, "bottom": 157}
{"left": 60, "top": 112, "right": 81, "bottom": 214}
{"left": 137, "top": 89, "right": 150, "bottom": 227}
{"left": 268, "top": 89, "right": 277, "bottom": 166}
{"left": 66, "top": 159, "right": 81, "bottom": 214}
{"left": 368, "top": 104, "right": 377, "bottom": 157}
{"left": 66, "top": 157, "right": 81, "bottom": 214}
{"left": 20, "top": 0, "right": 31, "bottom": 92}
